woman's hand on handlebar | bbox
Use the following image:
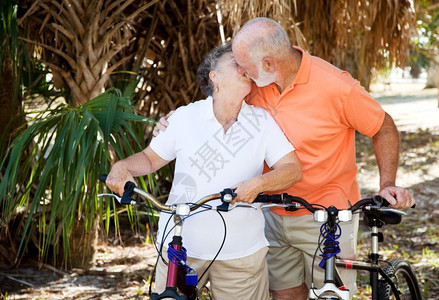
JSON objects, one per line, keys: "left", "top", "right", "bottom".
{"left": 379, "top": 185, "right": 415, "bottom": 209}
{"left": 106, "top": 162, "right": 137, "bottom": 196}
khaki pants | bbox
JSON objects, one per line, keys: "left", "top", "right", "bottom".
{"left": 263, "top": 210, "right": 359, "bottom": 294}
{"left": 155, "top": 247, "right": 269, "bottom": 300}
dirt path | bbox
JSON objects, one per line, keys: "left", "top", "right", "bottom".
{"left": 371, "top": 81, "right": 439, "bottom": 134}
{"left": 1, "top": 83, "right": 438, "bottom": 300}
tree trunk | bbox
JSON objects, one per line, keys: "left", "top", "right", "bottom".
{"left": 336, "top": 51, "right": 372, "bottom": 91}
{"left": 425, "top": 62, "right": 438, "bottom": 88}
{"left": 68, "top": 218, "right": 98, "bottom": 269}
{"left": 425, "top": 58, "right": 439, "bottom": 108}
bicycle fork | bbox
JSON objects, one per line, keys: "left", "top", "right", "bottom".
{"left": 309, "top": 256, "right": 351, "bottom": 299}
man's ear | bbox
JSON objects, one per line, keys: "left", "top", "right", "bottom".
{"left": 262, "top": 57, "right": 276, "bottom": 72}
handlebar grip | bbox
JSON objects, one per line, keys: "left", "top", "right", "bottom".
{"left": 100, "top": 174, "right": 136, "bottom": 205}
{"left": 373, "top": 195, "right": 416, "bottom": 209}
{"left": 255, "top": 193, "right": 316, "bottom": 213}
{"left": 254, "top": 193, "right": 282, "bottom": 203}
{"left": 121, "top": 181, "right": 136, "bottom": 205}
{"left": 374, "top": 195, "right": 388, "bottom": 206}
{"left": 100, "top": 174, "right": 108, "bottom": 183}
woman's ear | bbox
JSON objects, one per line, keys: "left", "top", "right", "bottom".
{"left": 209, "top": 71, "right": 217, "bottom": 84}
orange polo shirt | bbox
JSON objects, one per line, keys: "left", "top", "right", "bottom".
{"left": 247, "top": 47, "right": 385, "bottom": 216}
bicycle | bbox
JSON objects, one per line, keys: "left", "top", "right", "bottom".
{"left": 99, "top": 175, "right": 421, "bottom": 300}
{"left": 98, "top": 175, "right": 300, "bottom": 300}
{"left": 258, "top": 193, "right": 422, "bottom": 300}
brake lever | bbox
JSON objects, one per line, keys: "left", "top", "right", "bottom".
{"left": 98, "top": 193, "right": 120, "bottom": 201}
{"left": 380, "top": 207, "right": 407, "bottom": 215}
{"left": 261, "top": 203, "right": 301, "bottom": 210}
{"left": 227, "top": 203, "right": 260, "bottom": 210}
{"left": 99, "top": 174, "right": 138, "bottom": 205}
{"left": 97, "top": 193, "right": 137, "bottom": 205}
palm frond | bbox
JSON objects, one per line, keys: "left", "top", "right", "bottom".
{"left": 0, "top": 89, "right": 155, "bottom": 267}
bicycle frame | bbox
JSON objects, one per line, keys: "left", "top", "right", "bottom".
{"left": 308, "top": 206, "right": 350, "bottom": 300}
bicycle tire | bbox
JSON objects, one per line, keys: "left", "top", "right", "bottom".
{"left": 378, "top": 258, "right": 422, "bottom": 300}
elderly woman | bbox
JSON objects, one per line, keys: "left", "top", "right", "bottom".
{"left": 105, "top": 42, "right": 302, "bottom": 299}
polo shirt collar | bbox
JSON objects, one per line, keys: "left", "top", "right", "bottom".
{"left": 200, "top": 96, "right": 215, "bottom": 120}
{"left": 238, "top": 100, "right": 251, "bottom": 120}
{"left": 291, "top": 46, "right": 311, "bottom": 86}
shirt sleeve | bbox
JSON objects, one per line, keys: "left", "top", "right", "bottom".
{"left": 149, "top": 112, "right": 180, "bottom": 161}
{"left": 263, "top": 112, "right": 295, "bottom": 168}
{"left": 343, "top": 81, "right": 385, "bottom": 137}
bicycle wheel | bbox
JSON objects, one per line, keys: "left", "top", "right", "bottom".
{"left": 378, "top": 258, "right": 422, "bottom": 300}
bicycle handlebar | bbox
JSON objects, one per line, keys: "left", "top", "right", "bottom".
{"left": 100, "top": 174, "right": 225, "bottom": 212}
{"left": 99, "top": 174, "right": 413, "bottom": 217}
{"left": 253, "top": 193, "right": 414, "bottom": 225}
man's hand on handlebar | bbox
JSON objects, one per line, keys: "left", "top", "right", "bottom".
{"left": 379, "top": 185, "right": 415, "bottom": 209}
{"left": 152, "top": 110, "right": 174, "bottom": 137}
{"left": 231, "top": 178, "right": 262, "bottom": 204}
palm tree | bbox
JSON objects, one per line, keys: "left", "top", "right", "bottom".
{"left": 19, "top": 0, "right": 161, "bottom": 107}
{"left": 1, "top": 0, "right": 160, "bottom": 268}
{"left": 19, "top": 0, "right": 418, "bottom": 119}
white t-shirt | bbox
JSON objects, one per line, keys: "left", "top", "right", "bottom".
{"left": 150, "top": 96, "right": 294, "bottom": 260}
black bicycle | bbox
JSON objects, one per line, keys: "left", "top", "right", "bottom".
{"left": 258, "top": 193, "right": 422, "bottom": 300}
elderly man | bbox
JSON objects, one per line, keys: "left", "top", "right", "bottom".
{"left": 231, "top": 17, "right": 415, "bottom": 300}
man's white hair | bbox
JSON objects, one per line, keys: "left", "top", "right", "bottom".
{"left": 236, "top": 17, "right": 291, "bottom": 62}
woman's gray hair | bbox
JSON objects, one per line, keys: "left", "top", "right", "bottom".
{"left": 196, "top": 42, "right": 232, "bottom": 97}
